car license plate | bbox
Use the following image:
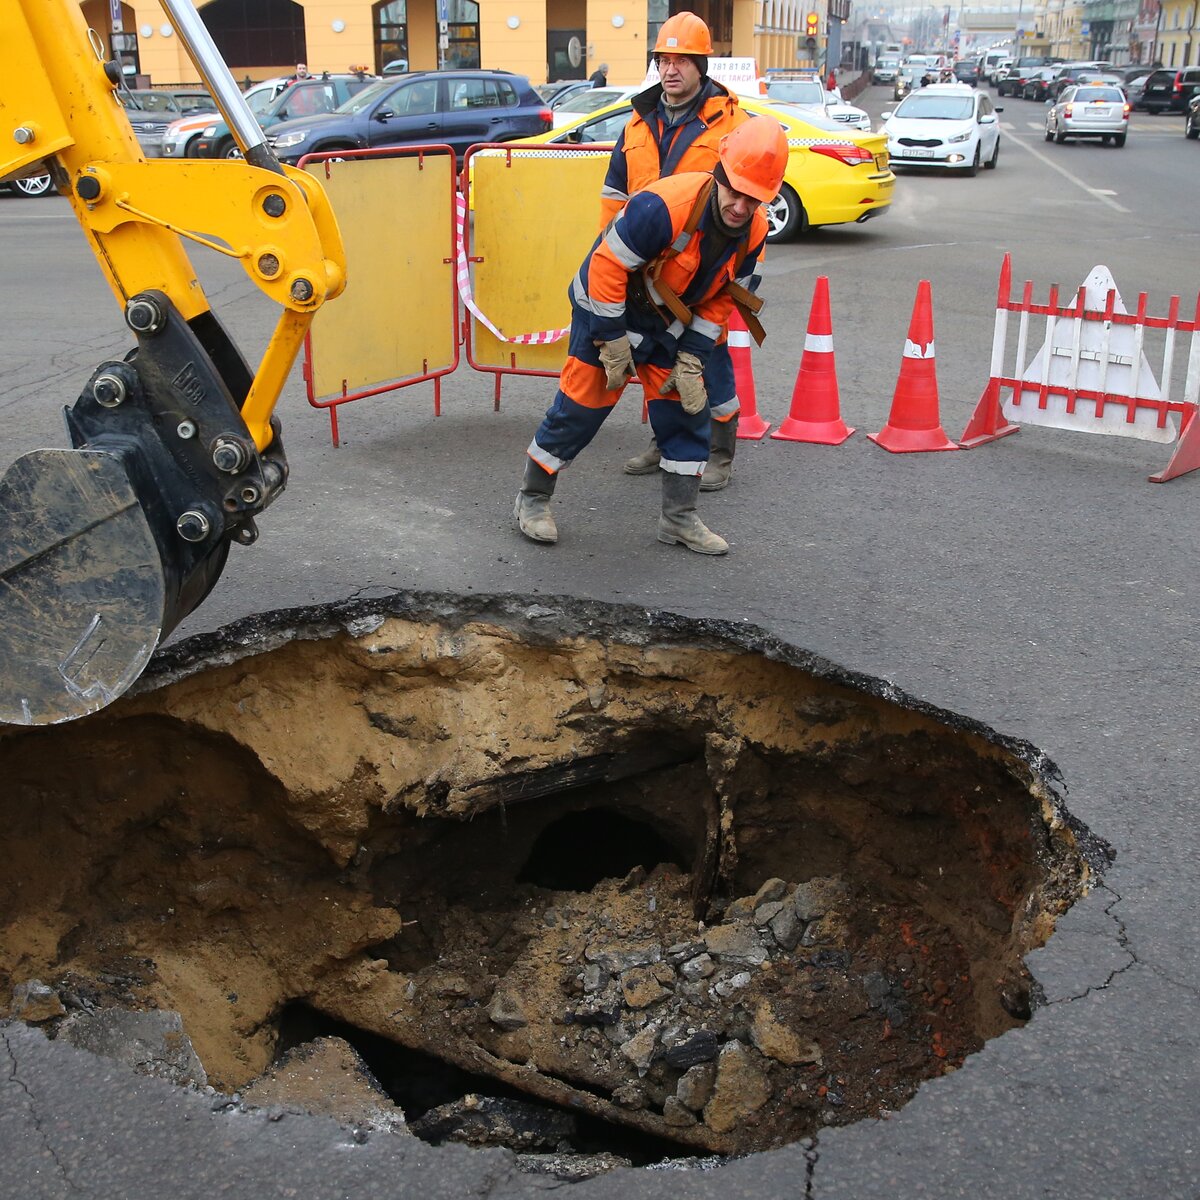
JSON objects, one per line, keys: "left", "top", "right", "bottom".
{"left": 874, "top": 152, "right": 888, "bottom": 170}
{"left": 907, "top": 147, "right": 934, "bottom": 158}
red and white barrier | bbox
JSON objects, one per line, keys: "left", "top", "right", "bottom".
{"left": 961, "top": 254, "right": 1200, "bottom": 481}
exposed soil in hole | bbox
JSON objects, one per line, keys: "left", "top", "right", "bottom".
{"left": 0, "top": 595, "right": 1104, "bottom": 1165}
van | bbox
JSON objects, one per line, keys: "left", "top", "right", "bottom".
{"left": 981, "top": 50, "right": 1008, "bottom": 79}
{"left": 872, "top": 54, "right": 900, "bottom": 83}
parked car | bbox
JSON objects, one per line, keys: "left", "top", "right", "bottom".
{"left": 882, "top": 82, "right": 1002, "bottom": 174}
{"left": 1, "top": 172, "right": 53, "bottom": 197}
{"left": 551, "top": 85, "right": 639, "bottom": 128}
{"left": 537, "top": 80, "right": 593, "bottom": 107}
{"left": 160, "top": 76, "right": 291, "bottom": 159}
{"left": 1044, "top": 84, "right": 1129, "bottom": 145}
{"left": 266, "top": 70, "right": 554, "bottom": 163}
{"left": 764, "top": 75, "right": 872, "bottom": 131}
{"left": 120, "top": 88, "right": 215, "bottom": 156}
{"left": 1184, "top": 92, "right": 1200, "bottom": 138}
{"left": 1022, "top": 67, "right": 1060, "bottom": 101}
{"left": 482, "top": 94, "right": 894, "bottom": 242}
{"left": 1135, "top": 66, "right": 1200, "bottom": 113}
{"left": 193, "top": 72, "right": 378, "bottom": 158}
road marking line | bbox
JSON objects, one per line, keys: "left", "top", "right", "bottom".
{"left": 1000, "top": 134, "right": 1131, "bottom": 212}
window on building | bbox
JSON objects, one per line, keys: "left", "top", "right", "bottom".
{"left": 203, "top": 0, "right": 306, "bottom": 69}
{"left": 648, "top": 0, "right": 669, "bottom": 59}
{"left": 375, "top": 0, "right": 408, "bottom": 75}
{"left": 445, "top": 0, "right": 480, "bottom": 69}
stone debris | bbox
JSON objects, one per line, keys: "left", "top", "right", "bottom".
{"left": 370, "top": 867, "right": 984, "bottom": 1155}
{"left": 702, "top": 1041, "right": 772, "bottom": 1134}
{"left": 410, "top": 1094, "right": 575, "bottom": 1151}
{"left": 240, "top": 1036, "right": 408, "bottom": 1136}
{"left": 488, "top": 989, "right": 529, "bottom": 1030}
{"left": 513, "top": 1151, "right": 631, "bottom": 1181}
{"left": 8, "top": 980, "right": 65, "bottom": 1023}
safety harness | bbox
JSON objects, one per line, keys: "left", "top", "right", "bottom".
{"left": 643, "top": 178, "right": 766, "bottom": 346}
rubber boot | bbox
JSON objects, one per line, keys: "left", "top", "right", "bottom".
{"left": 514, "top": 458, "right": 558, "bottom": 544}
{"left": 701, "top": 414, "right": 739, "bottom": 492}
{"left": 623, "top": 435, "right": 662, "bottom": 475}
{"left": 657, "top": 472, "right": 728, "bottom": 555}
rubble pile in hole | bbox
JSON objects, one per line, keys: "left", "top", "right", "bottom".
{"left": 0, "top": 597, "right": 1100, "bottom": 1163}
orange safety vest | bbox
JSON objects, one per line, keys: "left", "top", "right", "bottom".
{"left": 599, "top": 82, "right": 748, "bottom": 229}
{"left": 585, "top": 172, "right": 768, "bottom": 348}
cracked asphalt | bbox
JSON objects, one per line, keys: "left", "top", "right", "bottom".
{"left": 3, "top": 159, "right": 1199, "bottom": 1198}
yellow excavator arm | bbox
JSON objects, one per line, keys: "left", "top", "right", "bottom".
{"left": 0, "top": 0, "right": 347, "bottom": 725}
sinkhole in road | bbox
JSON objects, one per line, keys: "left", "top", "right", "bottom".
{"left": 0, "top": 595, "right": 1104, "bottom": 1168}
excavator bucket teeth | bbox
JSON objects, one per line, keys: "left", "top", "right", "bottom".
{"left": 0, "top": 448, "right": 168, "bottom": 725}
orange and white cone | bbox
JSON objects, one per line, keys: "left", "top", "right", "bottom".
{"left": 728, "top": 309, "right": 770, "bottom": 439}
{"left": 772, "top": 276, "right": 854, "bottom": 445}
{"left": 869, "top": 280, "right": 959, "bottom": 453}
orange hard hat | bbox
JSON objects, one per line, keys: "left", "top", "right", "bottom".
{"left": 654, "top": 12, "right": 714, "bottom": 56}
{"left": 718, "top": 117, "right": 789, "bottom": 203}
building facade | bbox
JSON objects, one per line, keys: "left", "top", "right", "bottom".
{"left": 93, "top": 0, "right": 818, "bottom": 88}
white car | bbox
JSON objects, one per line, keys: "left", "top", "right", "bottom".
{"left": 764, "top": 76, "right": 872, "bottom": 131}
{"left": 551, "top": 86, "right": 639, "bottom": 128}
{"left": 160, "top": 77, "right": 291, "bottom": 158}
{"left": 882, "top": 83, "right": 1002, "bottom": 174}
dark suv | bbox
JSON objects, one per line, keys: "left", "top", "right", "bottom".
{"left": 192, "top": 72, "right": 378, "bottom": 157}
{"left": 1047, "top": 61, "right": 1114, "bottom": 100}
{"left": 1140, "top": 66, "right": 1200, "bottom": 113}
{"left": 265, "top": 70, "right": 553, "bottom": 164}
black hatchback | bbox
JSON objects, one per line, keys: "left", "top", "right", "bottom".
{"left": 265, "top": 70, "right": 553, "bottom": 164}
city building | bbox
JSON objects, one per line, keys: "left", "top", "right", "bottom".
{"left": 93, "top": 0, "right": 830, "bottom": 90}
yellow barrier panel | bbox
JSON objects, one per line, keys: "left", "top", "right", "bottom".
{"left": 305, "top": 151, "right": 456, "bottom": 401}
{"left": 469, "top": 147, "right": 611, "bottom": 376}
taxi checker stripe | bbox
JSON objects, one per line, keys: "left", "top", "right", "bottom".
{"left": 454, "top": 193, "right": 568, "bottom": 345}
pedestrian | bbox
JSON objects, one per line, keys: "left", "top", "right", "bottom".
{"left": 589, "top": 62, "right": 609, "bottom": 87}
{"left": 601, "top": 11, "right": 753, "bottom": 492}
{"left": 295, "top": 63, "right": 310, "bottom": 79}
{"left": 513, "top": 119, "right": 787, "bottom": 556}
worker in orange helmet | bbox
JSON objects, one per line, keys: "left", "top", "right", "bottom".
{"left": 602, "top": 11, "right": 754, "bottom": 494}
{"left": 514, "top": 119, "right": 789, "bottom": 556}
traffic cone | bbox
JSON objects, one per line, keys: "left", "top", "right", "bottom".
{"left": 869, "top": 281, "right": 960, "bottom": 453}
{"left": 728, "top": 309, "right": 770, "bottom": 439}
{"left": 771, "top": 276, "right": 854, "bottom": 445}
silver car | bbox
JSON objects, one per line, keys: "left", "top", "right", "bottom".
{"left": 1044, "top": 84, "right": 1130, "bottom": 146}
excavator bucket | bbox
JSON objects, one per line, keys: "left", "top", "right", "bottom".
{"left": 0, "top": 449, "right": 169, "bottom": 724}
{"left": 0, "top": 292, "right": 277, "bottom": 727}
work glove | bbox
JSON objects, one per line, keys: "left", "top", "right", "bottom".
{"left": 659, "top": 351, "right": 707, "bottom": 415}
{"left": 595, "top": 335, "right": 635, "bottom": 391}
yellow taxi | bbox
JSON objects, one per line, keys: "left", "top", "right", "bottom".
{"left": 482, "top": 92, "right": 893, "bottom": 241}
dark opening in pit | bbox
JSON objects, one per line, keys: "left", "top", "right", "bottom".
{"left": 518, "top": 808, "right": 688, "bottom": 892}
{"left": 0, "top": 598, "right": 1101, "bottom": 1169}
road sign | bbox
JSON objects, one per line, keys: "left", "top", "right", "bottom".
{"left": 109, "top": 0, "right": 122, "bottom": 33}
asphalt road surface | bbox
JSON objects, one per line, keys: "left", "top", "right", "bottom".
{"left": 2, "top": 94, "right": 1199, "bottom": 1198}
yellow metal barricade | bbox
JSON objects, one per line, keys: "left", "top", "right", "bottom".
{"left": 302, "top": 146, "right": 458, "bottom": 445}
{"left": 465, "top": 145, "right": 611, "bottom": 398}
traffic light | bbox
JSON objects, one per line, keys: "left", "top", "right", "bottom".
{"left": 805, "top": 10, "right": 820, "bottom": 37}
